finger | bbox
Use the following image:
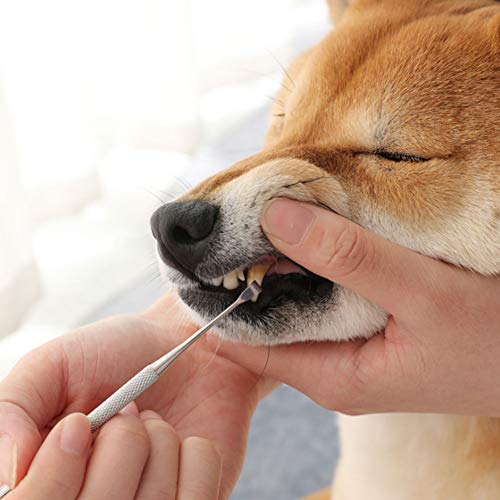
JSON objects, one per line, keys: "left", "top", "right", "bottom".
{"left": 0, "top": 341, "right": 70, "bottom": 487}
{"left": 261, "top": 198, "right": 453, "bottom": 315}
{"left": 0, "top": 402, "right": 41, "bottom": 488}
{"left": 177, "top": 437, "right": 222, "bottom": 500}
{"left": 79, "top": 405, "right": 149, "bottom": 500}
{"left": 142, "top": 291, "right": 196, "bottom": 328}
{"left": 10, "top": 413, "right": 90, "bottom": 500}
{"left": 135, "top": 411, "right": 180, "bottom": 500}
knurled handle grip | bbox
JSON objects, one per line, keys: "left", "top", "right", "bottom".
{"left": 87, "top": 366, "right": 159, "bottom": 432}
{"left": 0, "top": 484, "right": 11, "bottom": 498}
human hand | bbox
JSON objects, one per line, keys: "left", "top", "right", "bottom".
{"left": 0, "top": 293, "right": 274, "bottom": 498}
{"left": 6, "top": 403, "right": 222, "bottom": 499}
{"left": 211, "top": 198, "right": 500, "bottom": 416}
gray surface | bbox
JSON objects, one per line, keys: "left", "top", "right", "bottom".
{"left": 85, "top": 106, "right": 340, "bottom": 498}
{"left": 233, "top": 385, "right": 338, "bottom": 500}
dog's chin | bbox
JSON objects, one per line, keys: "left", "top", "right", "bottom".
{"left": 178, "top": 273, "right": 337, "bottom": 345}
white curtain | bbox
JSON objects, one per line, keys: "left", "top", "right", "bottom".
{"left": 0, "top": 0, "right": 202, "bottom": 338}
{"left": 0, "top": 77, "right": 41, "bottom": 335}
{"left": 0, "top": 0, "right": 328, "bottom": 340}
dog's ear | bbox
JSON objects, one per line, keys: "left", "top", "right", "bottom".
{"left": 326, "top": 0, "right": 387, "bottom": 24}
{"left": 488, "top": 12, "right": 500, "bottom": 39}
{"left": 326, "top": 0, "right": 350, "bottom": 24}
{"left": 329, "top": 1, "right": 500, "bottom": 28}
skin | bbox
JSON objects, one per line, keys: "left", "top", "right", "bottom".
{"left": 0, "top": 295, "right": 276, "bottom": 499}
{"left": 0, "top": 203, "right": 498, "bottom": 498}
{"left": 214, "top": 199, "right": 500, "bottom": 416}
{"left": 7, "top": 404, "right": 222, "bottom": 500}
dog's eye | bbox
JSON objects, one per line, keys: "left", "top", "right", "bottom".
{"left": 376, "top": 150, "right": 429, "bottom": 163}
{"left": 273, "top": 113, "right": 285, "bottom": 118}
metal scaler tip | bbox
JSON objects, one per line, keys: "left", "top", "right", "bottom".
{"left": 238, "top": 280, "right": 262, "bottom": 303}
{"left": 86, "top": 280, "right": 263, "bottom": 433}
{"left": 0, "top": 484, "right": 11, "bottom": 498}
{"left": 1, "top": 281, "right": 265, "bottom": 496}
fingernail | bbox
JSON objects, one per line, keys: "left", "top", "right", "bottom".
{"left": 140, "top": 410, "right": 162, "bottom": 421}
{"left": 0, "top": 434, "right": 15, "bottom": 487}
{"left": 60, "top": 414, "right": 91, "bottom": 456}
{"left": 262, "top": 199, "right": 315, "bottom": 245}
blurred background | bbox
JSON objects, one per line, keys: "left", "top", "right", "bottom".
{"left": 0, "top": 0, "right": 339, "bottom": 497}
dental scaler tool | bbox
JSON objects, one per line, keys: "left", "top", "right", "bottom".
{"left": 0, "top": 281, "right": 262, "bottom": 498}
{"left": 87, "top": 281, "right": 261, "bottom": 431}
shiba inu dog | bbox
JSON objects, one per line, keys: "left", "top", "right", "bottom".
{"left": 151, "top": 0, "right": 500, "bottom": 498}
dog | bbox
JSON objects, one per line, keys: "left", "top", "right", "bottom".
{"left": 151, "top": 0, "right": 500, "bottom": 498}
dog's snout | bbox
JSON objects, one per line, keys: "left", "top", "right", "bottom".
{"left": 150, "top": 200, "right": 219, "bottom": 271}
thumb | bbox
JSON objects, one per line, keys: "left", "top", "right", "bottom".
{"left": 261, "top": 198, "right": 444, "bottom": 315}
{"left": 0, "top": 402, "right": 41, "bottom": 489}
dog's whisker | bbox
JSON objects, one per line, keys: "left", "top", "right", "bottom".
{"left": 264, "top": 47, "right": 296, "bottom": 89}
{"left": 146, "top": 272, "right": 162, "bottom": 286}
{"left": 264, "top": 94, "right": 286, "bottom": 108}
{"left": 158, "top": 189, "right": 178, "bottom": 200}
{"left": 143, "top": 261, "right": 159, "bottom": 273}
{"left": 281, "top": 176, "right": 336, "bottom": 190}
{"left": 243, "top": 345, "right": 272, "bottom": 399}
{"left": 174, "top": 176, "right": 192, "bottom": 192}
{"left": 314, "top": 200, "right": 337, "bottom": 213}
{"left": 202, "top": 333, "right": 224, "bottom": 371}
{"left": 276, "top": 176, "right": 340, "bottom": 213}
{"left": 233, "top": 67, "right": 294, "bottom": 94}
{"left": 144, "top": 189, "right": 169, "bottom": 206}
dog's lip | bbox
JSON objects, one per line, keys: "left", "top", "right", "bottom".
{"left": 178, "top": 270, "right": 334, "bottom": 317}
{"left": 157, "top": 241, "right": 198, "bottom": 281}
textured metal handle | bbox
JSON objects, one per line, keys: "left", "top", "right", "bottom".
{"left": 0, "top": 484, "right": 11, "bottom": 498}
{"left": 87, "top": 366, "right": 159, "bottom": 432}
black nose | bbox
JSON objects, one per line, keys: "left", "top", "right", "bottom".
{"left": 150, "top": 200, "right": 219, "bottom": 273}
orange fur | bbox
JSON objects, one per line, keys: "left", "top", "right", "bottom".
{"left": 184, "top": 1, "right": 499, "bottom": 233}
{"left": 303, "top": 487, "right": 333, "bottom": 500}
{"left": 176, "top": 0, "right": 500, "bottom": 497}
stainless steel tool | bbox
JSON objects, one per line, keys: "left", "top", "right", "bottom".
{"left": 0, "top": 281, "right": 262, "bottom": 498}
{"left": 87, "top": 281, "right": 261, "bottom": 432}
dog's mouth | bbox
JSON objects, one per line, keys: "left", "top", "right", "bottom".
{"left": 177, "top": 255, "right": 334, "bottom": 321}
{"left": 199, "top": 256, "right": 308, "bottom": 297}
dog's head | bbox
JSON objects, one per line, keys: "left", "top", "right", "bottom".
{"left": 151, "top": 0, "right": 499, "bottom": 345}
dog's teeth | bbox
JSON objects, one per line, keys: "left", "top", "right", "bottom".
{"left": 247, "top": 263, "right": 271, "bottom": 302}
{"left": 237, "top": 268, "right": 245, "bottom": 281}
{"left": 223, "top": 270, "right": 239, "bottom": 290}
{"left": 247, "top": 264, "right": 271, "bottom": 287}
{"left": 209, "top": 276, "right": 223, "bottom": 287}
